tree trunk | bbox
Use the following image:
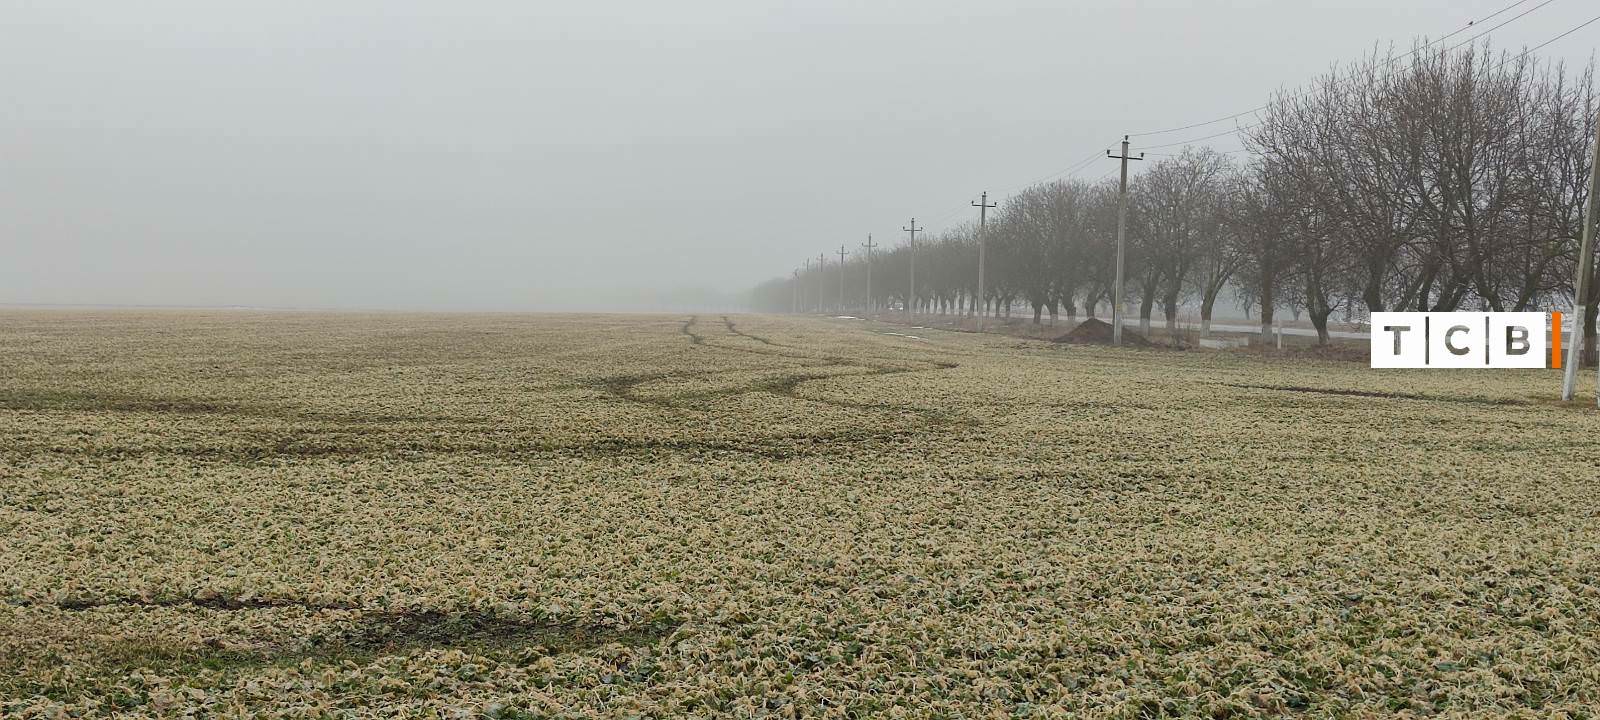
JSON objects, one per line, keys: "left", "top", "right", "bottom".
{"left": 1305, "top": 273, "right": 1331, "bottom": 345}
{"left": 1587, "top": 303, "right": 1598, "bottom": 367}
{"left": 1161, "top": 286, "right": 1180, "bottom": 333}
{"left": 1310, "top": 307, "right": 1333, "bottom": 345}
{"left": 1258, "top": 255, "right": 1274, "bottom": 341}
{"left": 1200, "top": 296, "right": 1216, "bottom": 337}
{"left": 1363, "top": 260, "right": 1386, "bottom": 312}
{"left": 1139, "top": 295, "right": 1155, "bottom": 336}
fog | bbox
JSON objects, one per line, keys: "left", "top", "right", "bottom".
{"left": 3, "top": 0, "right": 1593, "bottom": 311}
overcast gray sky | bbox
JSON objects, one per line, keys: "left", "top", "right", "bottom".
{"left": 4, "top": 0, "right": 1595, "bottom": 310}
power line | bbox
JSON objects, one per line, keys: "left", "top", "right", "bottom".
{"left": 1140, "top": 124, "right": 1260, "bottom": 151}
{"left": 918, "top": 144, "right": 1114, "bottom": 235}
{"left": 1116, "top": 5, "right": 1592, "bottom": 158}
{"left": 1127, "top": 107, "right": 1268, "bottom": 140}
{"left": 963, "top": 0, "right": 1572, "bottom": 229}
{"left": 1515, "top": 10, "right": 1600, "bottom": 56}
{"left": 1146, "top": 148, "right": 1253, "bottom": 157}
{"left": 926, "top": 202, "right": 970, "bottom": 228}
{"left": 1447, "top": 0, "right": 1561, "bottom": 53}
{"left": 1126, "top": 0, "right": 1548, "bottom": 138}
{"left": 1004, "top": 144, "right": 1119, "bottom": 191}
{"left": 809, "top": 6, "right": 1600, "bottom": 285}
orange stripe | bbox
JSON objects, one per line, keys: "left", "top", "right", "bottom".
{"left": 1552, "top": 311, "right": 1563, "bottom": 369}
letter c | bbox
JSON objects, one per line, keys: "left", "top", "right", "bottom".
{"left": 1445, "top": 325, "right": 1471, "bottom": 355}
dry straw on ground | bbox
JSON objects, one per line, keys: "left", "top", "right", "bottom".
{"left": 3, "top": 310, "right": 1599, "bottom": 718}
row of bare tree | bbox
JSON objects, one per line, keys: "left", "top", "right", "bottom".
{"left": 752, "top": 42, "right": 1599, "bottom": 345}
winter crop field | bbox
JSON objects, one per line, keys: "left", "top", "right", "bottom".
{"left": 4, "top": 310, "right": 1600, "bottom": 717}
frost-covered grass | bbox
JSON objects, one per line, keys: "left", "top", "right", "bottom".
{"left": 3, "top": 310, "right": 1599, "bottom": 718}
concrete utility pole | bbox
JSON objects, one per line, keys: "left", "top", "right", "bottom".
{"left": 802, "top": 257, "right": 811, "bottom": 314}
{"left": 837, "top": 244, "right": 849, "bottom": 314}
{"left": 1562, "top": 115, "right": 1600, "bottom": 402}
{"left": 818, "top": 253, "right": 826, "bottom": 313}
{"left": 791, "top": 268, "right": 799, "bottom": 314}
{"left": 973, "top": 191, "right": 997, "bottom": 330}
{"left": 862, "top": 234, "right": 878, "bottom": 314}
{"left": 903, "top": 218, "right": 922, "bottom": 321}
{"left": 1108, "top": 136, "right": 1144, "bottom": 346}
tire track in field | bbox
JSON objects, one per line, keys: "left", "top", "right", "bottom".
{"left": 717, "top": 315, "right": 960, "bottom": 370}
{"left": 702, "top": 316, "right": 969, "bottom": 423}
{"left": 599, "top": 315, "right": 964, "bottom": 423}
{"left": 1212, "top": 382, "right": 1528, "bottom": 407}
{"left": 720, "top": 316, "right": 780, "bottom": 346}
{"left": 718, "top": 315, "right": 959, "bottom": 373}
{"left": 13, "top": 316, "right": 966, "bottom": 464}
{"left": 11, "top": 596, "right": 680, "bottom": 672}
{"left": 679, "top": 316, "right": 705, "bottom": 345}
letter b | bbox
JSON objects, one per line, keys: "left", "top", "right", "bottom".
{"left": 1506, "top": 326, "right": 1530, "bottom": 356}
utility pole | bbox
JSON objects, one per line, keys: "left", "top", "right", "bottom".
{"left": 862, "top": 234, "right": 878, "bottom": 314}
{"left": 837, "top": 244, "right": 849, "bottom": 314}
{"left": 1108, "top": 136, "right": 1144, "bottom": 346}
{"left": 1562, "top": 115, "right": 1600, "bottom": 402}
{"left": 802, "top": 257, "right": 811, "bottom": 314}
{"left": 791, "top": 268, "right": 799, "bottom": 314}
{"left": 818, "top": 253, "right": 826, "bottom": 313}
{"left": 903, "top": 218, "right": 922, "bottom": 321}
{"left": 973, "top": 191, "right": 997, "bottom": 330}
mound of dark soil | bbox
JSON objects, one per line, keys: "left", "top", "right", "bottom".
{"left": 1052, "top": 318, "right": 1152, "bottom": 346}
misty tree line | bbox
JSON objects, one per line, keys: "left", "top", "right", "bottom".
{"left": 751, "top": 42, "right": 1600, "bottom": 346}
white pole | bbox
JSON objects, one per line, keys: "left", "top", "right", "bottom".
{"left": 1111, "top": 138, "right": 1133, "bottom": 346}
{"left": 974, "top": 192, "right": 995, "bottom": 331}
{"left": 1563, "top": 111, "right": 1600, "bottom": 401}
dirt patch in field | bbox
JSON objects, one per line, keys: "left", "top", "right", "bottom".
{"left": 1220, "top": 383, "right": 1530, "bottom": 406}
{"left": 312, "top": 610, "right": 681, "bottom": 658}
{"left": 1051, "top": 318, "right": 1152, "bottom": 347}
{"left": 43, "top": 607, "right": 682, "bottom": 680}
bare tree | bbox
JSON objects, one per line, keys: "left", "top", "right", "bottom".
{"left": 1196, "top": 171, "right": 1246, "bottom": 335}
{"left": 1228, "top": 160, "right": 1298, "bottom": 340}
{"left": 1133, "top": 148, "right": 1232, "bottom": 333}
{"left": 754, "top": 40, "right": 1595, "bottom": 346}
